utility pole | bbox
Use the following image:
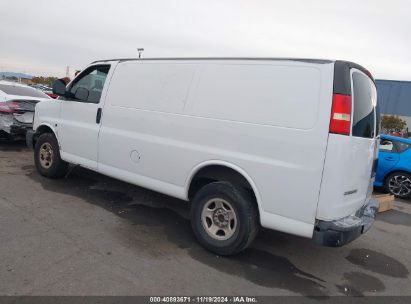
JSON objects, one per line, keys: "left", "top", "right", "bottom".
{"left": 137, "top": 48, "right": 144, "bottom": 59}
{"left": 66, "top": 66, "right": 70, "bottom": 77}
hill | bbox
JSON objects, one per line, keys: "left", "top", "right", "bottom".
{"left": 0, "top": 71, "right": 33, "bottom": 79}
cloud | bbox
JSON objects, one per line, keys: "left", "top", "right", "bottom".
{"left": 0, "top": 0, "right": 410, "bottom": 80}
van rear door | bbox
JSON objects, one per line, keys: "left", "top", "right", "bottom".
{"left": 316, "top": 61, "right": 378, "bottom": 221}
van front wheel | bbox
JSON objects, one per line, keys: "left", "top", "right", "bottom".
{"left": 34, "top": 133, "right": 68, "bottom": 178}
{"left": 190, "top": 181, "right": 259, "bottom": 255}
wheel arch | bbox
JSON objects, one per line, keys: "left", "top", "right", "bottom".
{"left": 384, "top": 169, "right": 411, "bottom": 185}
{"left": 185, "top": 160, "right": 263, "bottom": 216}
{"left": 33, "top": 123, "right": 59, "bottom": 148}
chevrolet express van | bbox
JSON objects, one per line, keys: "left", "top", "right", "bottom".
{"left": 27, "top": 58, "right": 379, "bottom": 255}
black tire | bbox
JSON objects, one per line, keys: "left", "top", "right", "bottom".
{"left": 34, "top": 133, "right": 69, "bottom": 178}
{"left": 190, "top": 181, "right": 259, "bottom": 255}
{"left": 385, "top": 172, "right": 411, "bottom": 199}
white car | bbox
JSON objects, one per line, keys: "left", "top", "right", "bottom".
{"left": 0, "top": 80, "right": 50, "bottom": 140}
{"left": 27, "top": 58, "right": 379, "bottom": 255}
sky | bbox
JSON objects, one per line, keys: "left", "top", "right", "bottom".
{"left": 0, "top": 0, "right": 410, "bottom": 80}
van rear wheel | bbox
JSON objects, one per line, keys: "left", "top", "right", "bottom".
{"left": 34, "top": 133, "right": 68, "bottom": 178}
{"left": 190, "top": 181, "right": 259, "bottom": 255}
{"left": 385, "top": 172, "right": 411, "bottom": 199}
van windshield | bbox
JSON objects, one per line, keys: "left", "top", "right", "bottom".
{"left": 352, "top": 71, "right": 377, "bottom": 138}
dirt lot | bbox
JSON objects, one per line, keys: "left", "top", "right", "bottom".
{"left": 1, "top": 141, "right": 411, "bottom": 297}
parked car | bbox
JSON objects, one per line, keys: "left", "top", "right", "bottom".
{"left": 374, "top": 134, "right": 411, "bottom": 198}
{"left": 27, "top": 58, "right": 379, "bottom": 255}
{"left": 0, "top": 80, "right": 50, "bottom": 140}
{"left": 31, "top": 84, "right": 58, "bottom": 99}
{"left": 40, "top": 87, "right": 58, "bottom": 99}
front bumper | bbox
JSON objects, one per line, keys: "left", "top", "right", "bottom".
{"left": 312, "top": 198, "right": 379, "bottom": 247}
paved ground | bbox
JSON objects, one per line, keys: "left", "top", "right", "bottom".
{"left": 1, "top": 141, "right": 411, "bottom": 297}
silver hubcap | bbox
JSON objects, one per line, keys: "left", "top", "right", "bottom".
{"left": 388, "top": 175, "right": 411, "bottom": 197}
{"left": 201, "top": 198, "right": 237, "bottom": 241}
{"left": 39, "top": 143, "right": 54, "bottom": 169}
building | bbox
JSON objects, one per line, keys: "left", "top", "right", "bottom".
{"left": 376, "top": 79, "right": 411, "bottom": 134}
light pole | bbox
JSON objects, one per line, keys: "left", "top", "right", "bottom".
{"left": 137, "top": 48, "right": 144, "bottom": 59}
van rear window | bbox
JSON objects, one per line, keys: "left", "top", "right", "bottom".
{"left": 352, "top": 72, "right": 377, "bottom": 138}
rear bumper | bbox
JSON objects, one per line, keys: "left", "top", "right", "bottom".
{"left": 312, "top": 198, "right": 378, "bottom": 247}
{"left": 0, "top": 113, "right": 32, "bottom": 140}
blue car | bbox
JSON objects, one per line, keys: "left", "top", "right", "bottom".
{"left": 374, "top": 134, "right": 411, "bottom": 198}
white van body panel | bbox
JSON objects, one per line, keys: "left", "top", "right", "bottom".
{"left": 317, "top": 69, "right": 377, "bottom": 220}
{"left": 32, "top": 58, "right": 378, "bottom": 243}
{"left": 58, "top": 62, "right": 118, "bottom": 170}
{"left": 97, "top": 59, "right": 335, "bottom": 237}
{"left": 33, "top": 100, "right": 61, "bottom": 138}
{"left": 317, "top": 134, "right": 375, "bottom": 220}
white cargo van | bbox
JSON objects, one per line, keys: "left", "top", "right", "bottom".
{"left": 27, "top": 58, "right": 379, "bottom": 255}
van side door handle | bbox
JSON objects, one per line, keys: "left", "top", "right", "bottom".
{"left": 96, "top": 108, "right": 102, "bottom": 124}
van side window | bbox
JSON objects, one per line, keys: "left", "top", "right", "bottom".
{"left": 352, "top": 72, "right": 376, "bottom": 138}
{"left": 66, "top": 65, "right": 110, "bottom": 103}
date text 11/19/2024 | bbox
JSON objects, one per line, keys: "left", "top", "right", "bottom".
{"left": 149, "top": 296, "right": 258, "bottom": 303}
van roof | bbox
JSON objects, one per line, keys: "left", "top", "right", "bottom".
{"left": 90, "top": 57, "right": 373, "bottom": 93}
{"left": 91, "top": 57, "right": 334, "bottom": 64}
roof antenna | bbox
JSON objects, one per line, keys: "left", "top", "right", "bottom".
{"left": 137, "top": 48, "right": 144, "bottom": 59}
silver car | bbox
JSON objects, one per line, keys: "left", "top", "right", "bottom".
{"left": 0, "top": 80, "right": 50, "bottom": 140}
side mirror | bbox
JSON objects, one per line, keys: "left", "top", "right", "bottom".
{"left": 52, "top": 79, "right": 67, "bottom": 96}
{"left": 74, "top": 87, "right": 89, "bottom": 101}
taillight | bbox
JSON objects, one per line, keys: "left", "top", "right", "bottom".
{"left": 329, "top": 94, "right": 352, "bottom": 136}
{"left": 45, "top": 92, "right": 58, "bottom": 99}
{"left": 0, "top": 101, "right": 21, "bottom": 113}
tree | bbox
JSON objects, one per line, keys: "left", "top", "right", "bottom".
{"left": 31, "top": 76, "right": 58, "bottom": 86}
{"left": 381, "top": 115, "right": 407, "bottom": 133}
